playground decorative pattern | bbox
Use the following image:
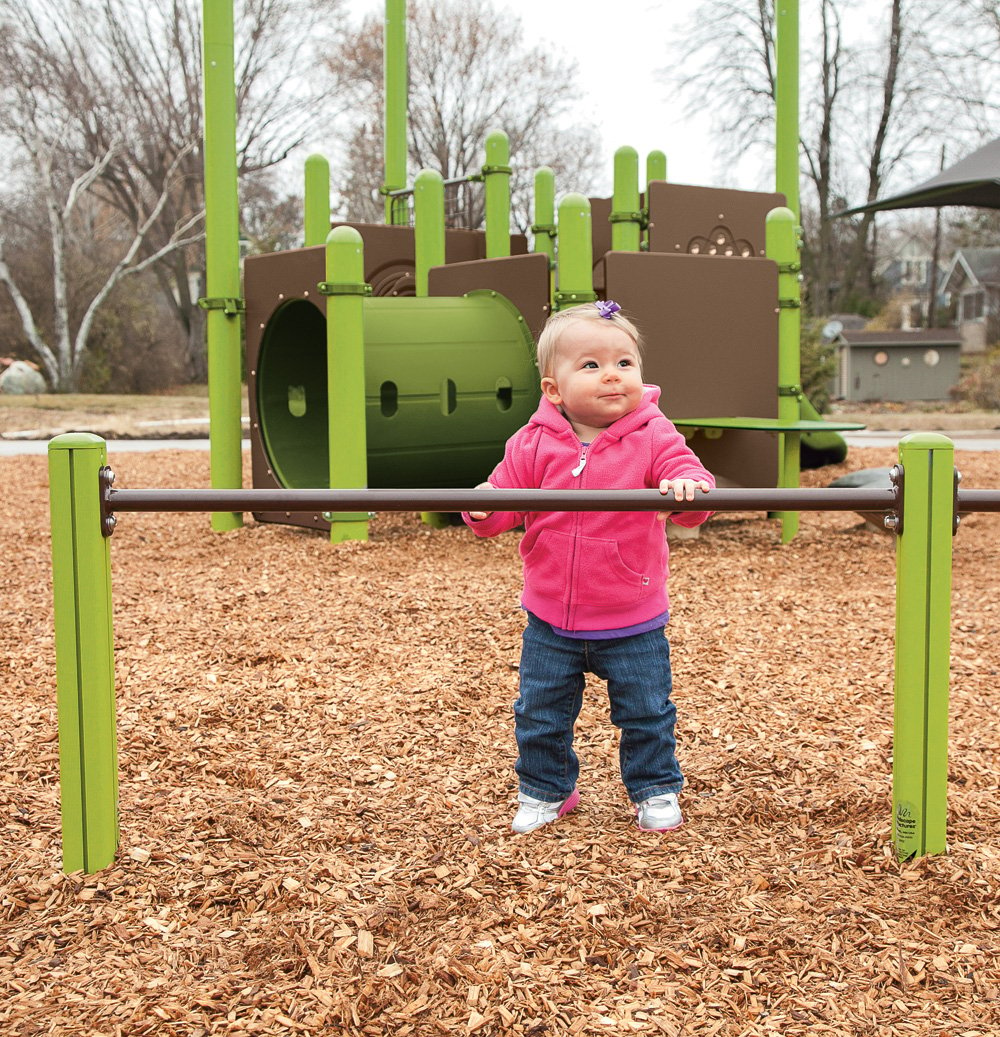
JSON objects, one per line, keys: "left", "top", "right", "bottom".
{"left": 3, "top": 445, "right": 998, "bottom": 1034}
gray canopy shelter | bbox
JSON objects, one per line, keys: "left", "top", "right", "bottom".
{"left": 837, "top": 137, "right": 1000, "bottom": 215}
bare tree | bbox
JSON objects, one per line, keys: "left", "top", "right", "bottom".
{"left": 0, "top": 0, "right": 339, "bottom": 386}
{"left": 0, "top": 109, "right": 201, "bottom": 390}
{"left": 324, "top": 0, "right": 601, "bottom": 232}
{"left": 665, "top": 0, "right": 995, "bottom": 317}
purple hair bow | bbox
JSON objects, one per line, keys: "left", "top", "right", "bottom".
{"left": 595, "top": 300, "right": 621, "bottom": 319}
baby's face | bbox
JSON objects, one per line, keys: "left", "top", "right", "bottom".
{"left": 541, "top": 320, "right": 644, "bottom": 437}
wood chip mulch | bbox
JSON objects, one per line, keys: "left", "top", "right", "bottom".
{"left": 2, "top": 446, "right": 998, "bottom": 1036}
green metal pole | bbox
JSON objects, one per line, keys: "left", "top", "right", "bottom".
{"left": 775, "top": 0, "right": 800, "bottom": 220}
{"left": 532, "top": 166, "right": 556, "bottom": 304}
{"left": 484, "top": 130, "right": 511, "bottom": 258}
{"left": 554, "top": 193, "right": 595, "bottom": 311}
{"left": 324, "top": 227, "right": 370, "bottom": 543}
{"left": 414, "top": 169, "right": 445, "bottom": 297}
{"left": 646, "top": 150, "right": 667, "bottom": 186}
{"left": 201, "top": 0, "right": 243, "bottom": 531}
{"left": 383, "top": 0, "right": 408, "bottom": 225}
{"left": 893, "top": 434, "right": 954, "bottom": 859}
{"left": 532, "top": 167, "right": 556, "bottom": 262}
{"left": 48, "top": 434, "right": 118, "bottom": 874}
{"left": 766, "top": 206, "right": 801, "bottom": 542}
{"left": 412, "top": 167, "right": 449, "bottom": 529}
{"left": 644, "top": 151, "right": 667, "bottom": 252}
{"left": 304, "top": 154, "right": 331, "bottom": 247}
{"left": 611, "top": 146, "right": 641, "bottom": 252}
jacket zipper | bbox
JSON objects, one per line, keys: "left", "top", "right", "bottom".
{"left": 571, "top": 442, "right": 589, "bottom": 477}
{"left": 566, "top": 441, "right": 589, "bottom": 627}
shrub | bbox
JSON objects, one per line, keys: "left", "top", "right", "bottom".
{"left": 950, "top": 347, "right": 1000, "bottom": 410}
{"left": 800, "top": 319, "right": 838, "bottom": 413}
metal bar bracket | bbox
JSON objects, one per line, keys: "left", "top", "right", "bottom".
{"left": 197, "top": 296, "right": 245, "bottom": 315}
{"left": 886, "top": 463, "right": 904, "bottom": 535}
{"left": 99, "top": 466, "right": 117, "bottom": 537}
{"left": 317, "top": 282, "right": 373, "bottom": 297}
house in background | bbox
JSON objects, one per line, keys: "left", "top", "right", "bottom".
{"left": 940, "top": 247, "right": 1000, "bottom": 354}
{"left": 833, "top": 329, "right": 962, "bottom": 402}
{"left": 877, "top": 232, "right": 947, "bottom": 329}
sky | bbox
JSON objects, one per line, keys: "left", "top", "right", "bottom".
{"left": 339, "top": 0, "right": 770, "bottom": 195}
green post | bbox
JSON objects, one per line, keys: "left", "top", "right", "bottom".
{"left": 413, "top": 168, "right": 449, "bottom": 529}
{"left": 646, "top": 150, "right": 667, "bottom": 186}
{"left": 48, "top": 434, "right": 118, "bottom": 874}
{"left": 766, "top": 206, "right": 801, "bottom": 542}
{"left": 383, "top": 0, "right": 408, "bottom": 225}
{"left": 304, "top": 154, "right": 331, "bottom": 247}
{"left": 775, "top": 0, "right": 800, "bottom": 219}
{"left": 484, "top": 130, "right": 511, "bottom": 259}
{"left": 611, "top": 146, "right": 641, "bottom": 253}
{"left": 532, "top": 167, "right": 556, "bottom": 262}
{"left": 893, "top": 434, "right": 954, "bottom": 858}
{"left": 644, "top": 151, "right": 666, "bottom": 252}
{"left": 201, "top": 0, "right": 243, "bottom": 531}
{"left": 532, "top": 166, "right": 556, "bottom": 303}
{"left": 325, "top": 228, "right": 370, "bottom": 543}
{"left": 414, "top": 169, "right": 445, "bottom": 297}
{"left": 554, "top": 193, "right": 595, "bottom": 311}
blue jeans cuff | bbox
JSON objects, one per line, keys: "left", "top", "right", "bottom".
{"left": 629, "top": 781, "right": 684, "bottom": 805}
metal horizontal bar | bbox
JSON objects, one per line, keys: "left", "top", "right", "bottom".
{"left": 958, "top": 489, "right": 1000, "bottom": 512}
{"left": 106, "top": 487, "right": 899, "bottom": 515}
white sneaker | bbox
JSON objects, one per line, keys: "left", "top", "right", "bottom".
{"left": 512, "top": 789, "right": 580, "bottom": 834}
{"left": 636, "top": 793, "right": 683, "bottom": 832}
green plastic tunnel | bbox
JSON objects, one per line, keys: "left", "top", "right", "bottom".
{"left": 255, "top": 291, "right": 538, "bottom": 489}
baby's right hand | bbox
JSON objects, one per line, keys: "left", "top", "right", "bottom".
{"left": 468, "top": 482, "right": 494, "bottom": 521}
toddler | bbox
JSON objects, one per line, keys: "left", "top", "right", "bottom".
{"left": 463, "top": 301, "right": 714, "bottom": 834}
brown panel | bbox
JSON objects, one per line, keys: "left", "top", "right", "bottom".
{"left": 646, "top": 183, "right": 786, "bottom": 259}
{"left": 328, "top": 223, "right": 527, "bottom": 296}
{"left": 428, "top": 252, "right": 551, "bottom": 342}
{"left": 602, "top": 251, "right": 779, "bottom": 487}
{"left": 589, "top": 196, "right": 612, "bottom": 277}
{"left": 244, "top": 247, "right": 331, "bottom": 529}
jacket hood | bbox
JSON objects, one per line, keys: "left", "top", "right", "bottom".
{"left": 529, "top": 384, "right": 665, "bottom": 442}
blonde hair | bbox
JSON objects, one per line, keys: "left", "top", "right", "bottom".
{"left": 535, "top": 303, "right": 643, "bottom": 377}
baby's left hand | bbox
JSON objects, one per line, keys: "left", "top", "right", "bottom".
{"left": 657, "top": 478, "right": 711, "bottom": 522}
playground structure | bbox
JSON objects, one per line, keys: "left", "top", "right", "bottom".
{"left": 46, "top": 431, "right": 1000, "bottom": 873}
{"left": 200, "top": 0, "right": 863, "bottom": 542}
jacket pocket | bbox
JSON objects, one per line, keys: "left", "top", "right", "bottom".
{"left": 522, "top": 528, "right": 573, "bottom": 597}
{"left": 574, "top": 536, "right": 651, "bottom": 607}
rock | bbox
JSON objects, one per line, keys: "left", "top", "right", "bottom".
{"left": 0, "top": 361, "right": 47, "bottom": 395}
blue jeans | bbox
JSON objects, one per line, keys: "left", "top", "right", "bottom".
{"left": 514, "top": 612, "right": 683, "bottom": 805}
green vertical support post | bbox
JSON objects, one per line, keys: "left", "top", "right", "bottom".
{"left": 766, "top": 206, "right": 801, "bottom": 542}
{"left": 775, "top": 0, "right": 800, "bottom": 220}
{"left": 202, "top": 0, "right": 243, "bottom": 531}
{"left": 644, "top": 151, "right": 667, "bottom": 251}
{"left": 414, "top": 169, "right": 445, "bottom": 298}
{"left": 611, "top": 147, "right": 641, "bottom": 253}
{"left": 304, "top": 154, "right": 331, "bottom": 247}
{"left": 893, "top": 433, "right": 954, "bottom": 859}
{"left": 532, "top": 166, "right": 556, "bottom": 303}
{"left": 484, "top": 130, "right": 511, "bottom": 259}
{"left": 646, "top": 150, "right": 667, "bottom": 186}
{"left": 383, "top": 0, "right": 408, "bottom": 225}
{"left": 325, "top": 228, "right": 370, "bottom": 543}
{"left": 413, "top": 168, "right": 449, "bottom": 528}
{"left": 554, "top": 194, "right": 595, "bottom": 311}
{"left": 48, "top": 434, "right": 118, "bottom": 874}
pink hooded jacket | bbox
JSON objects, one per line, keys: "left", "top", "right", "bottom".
{"left": 463, "top": 385, "right": 714, "bottom": 632}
